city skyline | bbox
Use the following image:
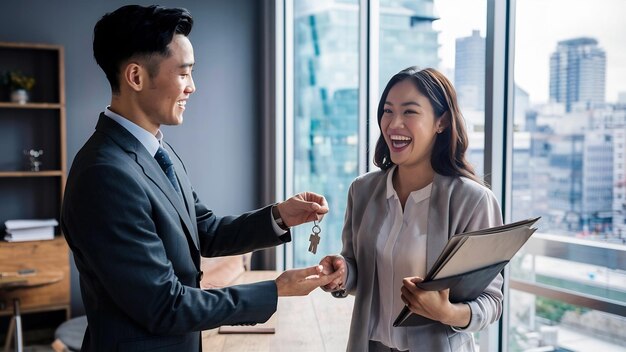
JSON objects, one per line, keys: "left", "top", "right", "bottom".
{"left": 435, "top": 0, "right": 626, "bottom": 104}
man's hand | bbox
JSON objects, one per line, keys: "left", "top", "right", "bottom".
{"left": 276, "top": 192, "right": 329, "bottom": 227}
{"left": 319, "top": 255, "right": 347, "bottom": 292}
{"left": 275, "top": 265, "right": 342, "bottom": 296}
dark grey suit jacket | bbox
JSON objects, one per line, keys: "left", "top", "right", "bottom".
{"left": 61, "top": 114, "right": 289, "bottom": 351}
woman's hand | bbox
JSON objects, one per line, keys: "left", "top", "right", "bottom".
{"left": 319, "top": 255, "right": 347, "bottom": 292}
{"left": 400, "top": 277, "right": 471, "bottom": 327}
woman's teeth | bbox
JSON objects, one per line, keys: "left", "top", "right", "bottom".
{"left": 390, "top": 135, "right": 411, "bottom": 148}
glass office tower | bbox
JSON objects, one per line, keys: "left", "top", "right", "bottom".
{"left": 292, "top": 0, "right": 442, "bottom": 267}
{"left": 549, "top": 37, "right": 606, "bottom": 112}
{"left": 455, "top": 30, "right": 485, "bottom": 111}
{"left": 293, "top": 0, "right": 360, "bottom": 266}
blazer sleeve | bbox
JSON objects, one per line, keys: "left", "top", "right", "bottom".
{"left": 62, "top": 164, "right": 277, "bottom": 334}
{"left": 194, "top": 194, "right": 290, "bottom": 258}
{"left": 333, "top": 180, "right": 358, "bottom": 297}
{"left": 166, "top": 141, "right": 290, "bottom": 257}
{"left": 452, "top": 190, "right": 504, "bottom": 333}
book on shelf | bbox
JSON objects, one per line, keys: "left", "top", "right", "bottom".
{"left": 393, "top": 217, "right": 540, "bottom": 327}
{"left": 4, "top": 218, "right": 58, "bottom": 242}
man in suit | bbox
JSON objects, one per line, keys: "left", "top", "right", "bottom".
{"left": 61, "top": 5, "right": 341, "bottom": 351}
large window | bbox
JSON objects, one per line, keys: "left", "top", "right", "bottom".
{"left": 379, "top": 0, "right": 487, "bottom": 175}
{"left": 289, "top": 0, "right": 489, "bottom": 267}
{"left": 290, "top": 0, "right": 361, "bottom": 268}
{"left": 509, "top": 0, "right": 626, "bottom": 350}
{"left": 281, "top": 0, "right": 626, "bottom": 350}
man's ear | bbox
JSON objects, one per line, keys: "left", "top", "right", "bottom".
{"left": 122, "top": 62, "right": 144, "bottom": 92}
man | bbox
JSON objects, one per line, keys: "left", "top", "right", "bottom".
{"left": 61, "top": 5, "right": 341, "bottom": 351}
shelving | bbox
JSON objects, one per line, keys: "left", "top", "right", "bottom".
{"left": 0, "top": 42, "right": 70, "bottom": 324}
{"left": 0, "top": 41, "right": 66, "bottom": 223}
{"left": 0, "top": 102, "right": 63, "bottom": 109}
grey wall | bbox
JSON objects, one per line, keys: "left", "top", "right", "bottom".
{"left": 0, "top": 0, "right": 261, "bottom": 316}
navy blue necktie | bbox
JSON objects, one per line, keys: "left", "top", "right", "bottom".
{"left": 154, "top": 147, "right": 181, "bottom": 193}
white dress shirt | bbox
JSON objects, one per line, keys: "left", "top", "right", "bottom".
{"left": 370, "top": 166, "right": 432, "bottom": 350}
{"left": 104, "top": 107, "right": 162, "bottom": 155}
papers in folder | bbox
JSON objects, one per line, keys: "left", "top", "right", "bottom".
{"left": 427, "top": 217, "right": 540, "bottom": 281}
{"left": 393, "top": 217, "right": 540, "bottom": 327}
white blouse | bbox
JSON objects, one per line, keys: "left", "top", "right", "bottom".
{"left": 370, "top": 166, "right": 432, "bottom": 350}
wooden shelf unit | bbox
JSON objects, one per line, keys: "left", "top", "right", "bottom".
{"left": 0, "top": 42, "right": 70, "bottom": 322}
{"left": 0, "top": 41, "right": 66, "bottom": 218}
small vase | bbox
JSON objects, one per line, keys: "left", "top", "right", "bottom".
{"left": 10, "top": 89, "right": 29, "bottom": 104}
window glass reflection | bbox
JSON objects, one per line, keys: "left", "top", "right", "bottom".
{"left": 510, "top": 1, "right": 626, "bottom": 350}
{"left": 291, "top": 0, "right": 488, "bottom": 269}
{"left": 292, "top": 0, "right": 360, "bottom": 267}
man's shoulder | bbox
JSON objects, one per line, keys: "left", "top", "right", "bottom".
{"left": 68, "top": 130, "right": 134, "bottom": 180}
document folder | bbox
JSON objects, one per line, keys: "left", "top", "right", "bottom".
{"left": 393, "top": 217, "right": 540, "bottom": 327}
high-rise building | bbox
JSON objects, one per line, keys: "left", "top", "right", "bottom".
{"left": 612, "top": 110, "right": 626, "bottom": 242}
{"left": 583, "top": 129, "right": 613, "bottom": 235}
{"left": 378, "top": 0, "right": 439, "bottom": 90}
{"left": 549, "top": 37, "right": 606, "bottom": 112}
{"left": 455, "top": 30, "right": 485, "bottom": 111}
{"left": 547, "top": 133, "right": 584, "bottom": 232}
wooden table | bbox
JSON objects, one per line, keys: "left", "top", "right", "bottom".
{"left": 202, "top": 271, "right": 354, "bottom": 352}
{"left": 1, "top": 271, "right": 65, "bottom": 352}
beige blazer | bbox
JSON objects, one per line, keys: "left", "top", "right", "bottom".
{"left": 335, "top": 169, "right": 504, "bottom": 352}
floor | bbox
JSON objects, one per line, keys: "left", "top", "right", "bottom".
{"left": 23, "top": 346, "right": 54, "bottom": 352}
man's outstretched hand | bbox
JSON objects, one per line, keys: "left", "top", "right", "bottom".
{"left": 275, "top": 265, "right": 344, "bottom": 297}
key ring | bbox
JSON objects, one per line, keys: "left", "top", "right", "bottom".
{"left": 312, "top": 221, "right": 321, "bottom": 235}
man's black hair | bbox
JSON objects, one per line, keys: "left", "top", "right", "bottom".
{"left": 93, "top": 5, "right": 193, "bottom": 93}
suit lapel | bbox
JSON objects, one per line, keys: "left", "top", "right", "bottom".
{"left": 426, "top": 173, "right": 451, "bottom": 272}
{"left": 137, "top": 151, "right": 199, "bottom": 250}
{"left": 95, "top": 114, "right": 198, "bottom": 251}
{"left": 358, "top": 172, "right": 388, "bottom": 277}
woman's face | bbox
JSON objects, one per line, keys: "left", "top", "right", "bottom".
{"left": 380, "top": 79, "right": 444, "bottom": 169}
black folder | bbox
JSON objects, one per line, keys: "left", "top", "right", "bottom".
{"left": 393, "top": 217, "right": 540, "bottom": 327}
{"left": 393, "top": 261, "right": 509, "bottom": 326}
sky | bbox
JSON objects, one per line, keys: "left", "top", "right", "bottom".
{"left": 433, "top": 0, "right": 626, "bottom": 104}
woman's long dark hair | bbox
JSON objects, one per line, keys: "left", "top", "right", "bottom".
{"left": 373, "top": 66, "right": 481, "bottom": 184}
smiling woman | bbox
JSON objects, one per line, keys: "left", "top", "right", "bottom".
{"left": 374, "top": 67, "right": 479, "bottom": 187}
{"left": 319, "top": 66, "right": 503, "bottom": 352}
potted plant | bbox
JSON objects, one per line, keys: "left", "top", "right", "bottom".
{"left": 4, "top": 70, "right": 36, "bottom": 104}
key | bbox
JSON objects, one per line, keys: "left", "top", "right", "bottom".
{"left": 308, "top": 221, "right": 321, "bottom": 254}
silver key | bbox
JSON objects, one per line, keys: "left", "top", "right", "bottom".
{"left": 308, "top": 221, "right": 321, "bottom": 254}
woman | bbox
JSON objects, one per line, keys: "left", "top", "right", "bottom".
{"left": 320, "top": 67, "right": 503, "bottom": 352}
